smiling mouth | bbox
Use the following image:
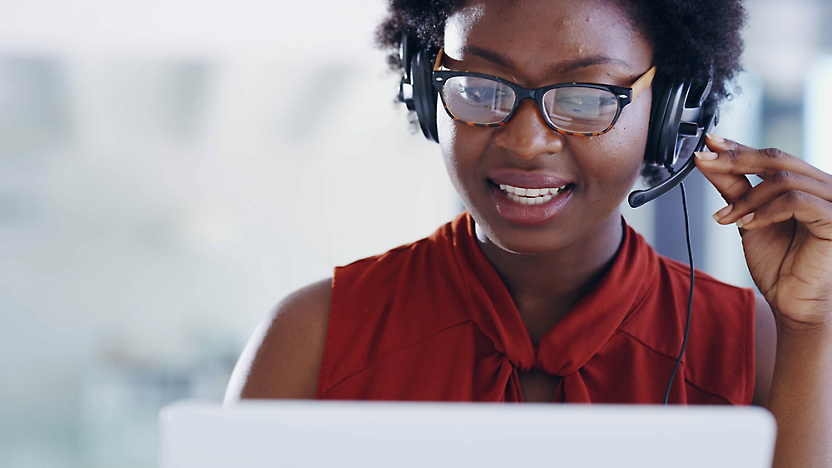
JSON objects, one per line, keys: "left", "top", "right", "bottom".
{"left": 498, "top": 183, "right": 573, "bottom": 205}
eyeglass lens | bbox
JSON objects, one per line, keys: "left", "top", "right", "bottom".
{"left": 442, "top": 75, "right": 620, "bottom": 134}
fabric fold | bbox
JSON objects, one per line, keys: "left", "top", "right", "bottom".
{"left": 449, "top": 214, "right": 652, "bottom": 401}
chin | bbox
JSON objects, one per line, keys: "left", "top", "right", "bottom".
{"left": 468, "top": 196, "right": 625, "bottom": 257}
{"left": 472, "top": 210, "right": 587, "bottom": 255}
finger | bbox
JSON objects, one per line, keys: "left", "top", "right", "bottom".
{"left": 699, "top": 134, "right": 832, "bottom": 184}
{"left": 696, "top": 150, "right": 753, "bottom": 204}
{"left": 738, "top": 190, "right": 832, "bottom": 241}
{"left": 712, "top": 170, "right": 832, "bottom": 225}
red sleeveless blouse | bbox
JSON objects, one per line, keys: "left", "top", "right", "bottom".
{"left": 316, "top": 213, "right": 755, "bottom": 404}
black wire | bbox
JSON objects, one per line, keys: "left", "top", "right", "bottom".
{"left": 664, "top": 182, "right": 694, "bottom": 405}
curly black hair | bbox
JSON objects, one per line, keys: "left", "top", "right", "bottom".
{"left": 377, "top": 0, "right": 747, "bottom": 182}
{"left": 377, "top": 0, "right": 745, "bottom": 102}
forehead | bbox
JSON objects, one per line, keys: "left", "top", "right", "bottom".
{"left": 445, "top": 0, "right": 651, "bottom": 81}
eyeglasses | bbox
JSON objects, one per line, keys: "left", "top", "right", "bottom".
{"left": 432, "top": 48, "right": 656, "bottom": 136}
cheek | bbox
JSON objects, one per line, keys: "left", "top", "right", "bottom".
{"left": 438, "top": 110, "right": 492, "bottom": 199}
{"left": 604, "top": 97, "right": 652, "bottom": 178}
{"left": 579, "top": 101, "right": 651, "bottom": 201}
{"left": 437, "top": 109, "right": 464, "bottom": 192}
{"left": 437, "top": 107, "right": 456, "bottom": 166}
{"left": 600, "top": 126, "right": 648, "bottom": 179}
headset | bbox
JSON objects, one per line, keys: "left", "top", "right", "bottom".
{"left": 397, "top": 32, "right": 717, "bottom": 404}
{"left": 396, "top": 33, "right": 719, "bottom": 208}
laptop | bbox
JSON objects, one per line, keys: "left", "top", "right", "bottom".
{"left": 160, "top": 400, "right": 776, "bottom": 468}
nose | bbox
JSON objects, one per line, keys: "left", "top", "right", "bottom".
{"left": 494, "top": 98, "right": 564, "bottom": 160}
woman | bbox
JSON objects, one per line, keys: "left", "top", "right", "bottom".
{"left": 226, "top": 0, "right": 832, "bottom": 465}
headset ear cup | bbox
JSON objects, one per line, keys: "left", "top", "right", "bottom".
{"left": 645, "top": 79, "right": 689, "bottom": 168}
{"left": 644, "top": 85, "right": 664, "bottom": 166}
{"left": 411, "top": 49, "right": 439, "bottom": 142}
{"left": 629, "top": 74, "right": 717, "bottom": 208}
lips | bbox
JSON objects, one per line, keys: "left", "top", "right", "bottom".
{"left": 488, "top": 171, "right": 574, "bottom": 225}
{"left": 490, "top": 171, "right": 571, "bottom": 190}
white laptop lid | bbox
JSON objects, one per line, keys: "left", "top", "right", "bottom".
{"left": 160, "top": 400, "right": 776, "bottom": 468}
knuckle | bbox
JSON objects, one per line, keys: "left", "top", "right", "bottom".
{"left": 782, "top": 190, "right": 807, "bottom": 206}
{"left": 761, "top": 147, "right": 787, "bottom": 162}
{"left": 770, "top": 170, "right": 794, "bottom": 186}
{"left": 724, "top": 149, "right": 740, "bottom": 162}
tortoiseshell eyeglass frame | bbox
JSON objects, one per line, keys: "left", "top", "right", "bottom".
{"left": 431, "top": 47, "right": 657, "bottom": 137}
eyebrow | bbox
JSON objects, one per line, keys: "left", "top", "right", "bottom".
{"left": 464, "top": 45, "right": 631, "bottom": 76}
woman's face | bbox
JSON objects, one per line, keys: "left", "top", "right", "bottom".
{"left": 439, "top": 0, "right": 654, "bottom": 255}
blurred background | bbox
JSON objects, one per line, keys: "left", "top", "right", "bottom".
{"left": 0, "top": 0, "right": 829, "bottom": 466}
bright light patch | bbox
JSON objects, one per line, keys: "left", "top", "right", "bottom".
{"left": 805, "top": 56, "right": 832, "bottom": 174}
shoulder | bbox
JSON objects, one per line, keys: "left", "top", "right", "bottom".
{"left": 639, "top": 248, "right": 756, "bottom": 313}
{"left": 625, "top": 227, "right": 753, "bottom": 305}
{"left": 224, "top": 278, "right": 332, "bottom": 402}
{"left": 650, "top": 253, "right": 757, "bottom": 348}
{"left": 623, "top": 247, "right": 758, "bottom": 404}
{"left": 658, "top": 254, "right": 755, "bottom": 306}
{"left": 330, "top": 230, "right": 455, "bottom": 318}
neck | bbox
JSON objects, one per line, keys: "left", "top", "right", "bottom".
{"left": 477, "top": 212, "right": 625, "bottom": 342}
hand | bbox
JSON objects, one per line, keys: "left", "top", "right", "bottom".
{"left": 695, "top": 134, "right": 832, "bottom": 330}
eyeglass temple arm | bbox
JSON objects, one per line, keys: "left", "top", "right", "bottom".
{"left": 434, "top": 48, "right": 445, "bottom": 71}
{"left": 631, "top": 66, "right": 657, "bottom": 99}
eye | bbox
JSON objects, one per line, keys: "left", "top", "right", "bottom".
{"left": 457, "top": 84, "right": 510, "bottom": 107}
{"left": 556, "top": 93, "right": 616, "bottom": 115}
{"left": 442, "top": 75, "right": 516, "bottom": 124}
{"left": 549, "top": 88, "right": 618, "bottom": 119}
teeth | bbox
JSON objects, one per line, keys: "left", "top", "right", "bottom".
{"left": 499, "top": 183, "right": 568, "bottom": 205}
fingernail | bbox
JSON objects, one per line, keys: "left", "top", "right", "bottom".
{"left": 706, "top": 133, "right": 724, "bottom": 143}
{"left": 695, "top": 151, "right": 718, "bottom": 161}
{"left": 712, "top": 204, "right": 733, "bottom": 222}
{"left": 736, "top": 212, "right": 754, "bottom": 229}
